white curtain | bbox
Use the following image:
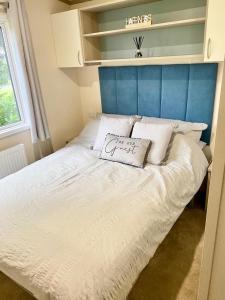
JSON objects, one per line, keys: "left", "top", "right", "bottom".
{"left": 7, "top": 0, "right": 53, "bottom": 156}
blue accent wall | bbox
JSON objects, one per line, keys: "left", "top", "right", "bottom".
{"left": 99, "top": 64, "right": 218, "bottom": 144}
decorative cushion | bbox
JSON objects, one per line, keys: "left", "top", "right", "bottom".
{"left": 94, "top": 116, "right": 134, "bottom": 151}
{"left": 132, "top": 122, "right": 173, "bottom": 165}
{"left": 100, "top": 134, "right": 151, "bottom": 168}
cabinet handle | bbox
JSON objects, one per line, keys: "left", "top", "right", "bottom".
{"left": 207, "top": 38, "right": 212, "bottom": 59}
{"left": 77, "top": 50, "right": 82, "bottom": 65}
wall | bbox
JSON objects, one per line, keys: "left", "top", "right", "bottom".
{"left": 77, "top": 66, "right": 101, "bottom": 123}
{"left": 210, "top": 62, "right": 224, "bottom": 152}
{"left": 0, "top": 0, "right": 83, "bottom": 161}
{"left": 24, "top": 0, "right": 83, "bottom": 151}
{"left": 197, "top": 63, "right": 225, "bottom": 300}
{"left": 208, "top": 171, "right": 225, "bottom": 300}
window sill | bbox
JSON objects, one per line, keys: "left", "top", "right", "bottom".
{"left": 0, "top": 123, "right": 30, "bottom": 140}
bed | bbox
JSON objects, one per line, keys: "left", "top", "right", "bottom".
{"left": 0, "top": 64, "right": 217, "bottom": 299}
{"left": 0, "top": 133, "right": 208, "bottom": 300}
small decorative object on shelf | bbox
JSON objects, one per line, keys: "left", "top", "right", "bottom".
{"left": 133, "top": 36, "right": 144, "bottom": 58}
{"left": 126, "top": 14, "right": 152, "bottom": 29}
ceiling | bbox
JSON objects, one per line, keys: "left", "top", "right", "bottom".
{"left": 60, "top": 0, "right": 88, "bottom": 4}
{"left": 60, "top": 0, "right": 161, "bottom": 8}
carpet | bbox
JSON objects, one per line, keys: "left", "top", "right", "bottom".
{"left": 128, "top": 208, "right": 205, "bottom": 300}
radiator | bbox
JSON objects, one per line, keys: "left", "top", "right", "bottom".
{"left": 0, "top": 144, "right": 28, "bottom": 179}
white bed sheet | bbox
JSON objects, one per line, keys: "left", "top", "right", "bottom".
{"left": 0, "top": 134, "right": 208, "bottom": 300}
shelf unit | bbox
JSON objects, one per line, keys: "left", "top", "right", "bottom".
{"left": 52, "top": 0, "right": 225, "bottom": 67}
{"left": 84, "top": 54, "right": 204, "bottom": 66}
{"left": 83, "top": 17, "right": 206, "bottom": 38}
{"left": 79, "top": 0, "right": 207, "bottom": 65}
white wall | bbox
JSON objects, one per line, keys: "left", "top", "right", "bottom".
{"left": 208, "top": 173, "right": 225, "bottom": 300}
{"left": 77, "top": 66, "right": 101, "bottom": 124}
{"left": 198, "top": 63, "right": 225, "bottom": 300}
{"left": 24, "top": 0, "right": 83, "bottom": 151}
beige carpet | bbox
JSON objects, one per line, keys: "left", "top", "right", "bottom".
{"left": 0, "top": 208, "right": 205, "bottom": 300}
{"left": 128, "top": 208, "right": 205, "bottom": 300}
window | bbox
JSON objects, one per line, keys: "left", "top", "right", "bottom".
{"left": 0, "top": 26, "right": 21, "bottom": 128}
{"left": 0, "top": 19, "right": 28, "bottom": 138}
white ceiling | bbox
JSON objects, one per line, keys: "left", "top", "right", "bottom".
{"left": 60, "top": 0, "right": 88, "bottom": 4}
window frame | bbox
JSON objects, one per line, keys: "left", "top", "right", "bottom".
{"left": 0, "top": 15, "right": 29, "bottom": 139}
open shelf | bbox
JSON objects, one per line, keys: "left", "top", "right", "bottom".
{"left": 84, "top": 54, "right": 204, "bottom": 66}
{"left": 79, "top": 0, "right": 161, "bottom": 13}
{"left": 83, "top": 17, "right": 206, "bottom": 38}
{"left": 79, "top": 0, "right": 207, "bottom": 66}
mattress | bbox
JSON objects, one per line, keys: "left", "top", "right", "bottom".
{"left": 0, "top": 134, "right": 208, "bottom": 300}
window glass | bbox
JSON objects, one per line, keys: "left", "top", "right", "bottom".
{"left": 0, "top": 26, "right": 21, "bottom": 128}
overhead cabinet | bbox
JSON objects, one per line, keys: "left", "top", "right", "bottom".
{"left": 51, "top": 0, "right": 225, "bottom": 67}
{"left": 204, "top": 0, "right": 225, "bottom": 62}
{"left": 51, "top": 10, "right": 83, "bottom": 67}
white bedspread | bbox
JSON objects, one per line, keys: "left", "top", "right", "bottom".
{"left": 0, "top": 134, "right": 208, "bottom": 300}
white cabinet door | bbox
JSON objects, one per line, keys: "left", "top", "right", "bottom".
{"left": 51, "top": 10, "right": 84, "bottom": 68}
{"left": 204, "top": 0, "right": 225, "bottom": 62}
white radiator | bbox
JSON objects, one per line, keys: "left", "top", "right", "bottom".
{"left": 0, "top": 144, "right": 28, "bottom": 179}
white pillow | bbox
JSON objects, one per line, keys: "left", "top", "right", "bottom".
{"left": 79, "top": 119, "right": 100, "bottom": 145}
{"left": 94, "top": 116, "right": 134, "bottom": 151}
{"left": 132, "top": 122, "right": 173, "bottom": 165}
{"left": 141, "top": 117, "right": 208, "bottom": 133}
{"left": 184, "top": 131, "right": 202, "bottom": 143}
{"left": 79, "top": 113, "right": 138, "bottom": 145}
{"left": 97, "top": 113, "right": 141, "bottom": 122}
{"left": 100, "top": 134, "right": 151, "bottom": 168}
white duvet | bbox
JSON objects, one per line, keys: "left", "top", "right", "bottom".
{"left": 0, "top": 134, "right": 208, "bottom": 300}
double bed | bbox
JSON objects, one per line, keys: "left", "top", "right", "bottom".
{"left": 0, "top": 133, "right": 208, "bottom": 299}
{"left": 0, "top": 63, "right": 217, "bottom": 299}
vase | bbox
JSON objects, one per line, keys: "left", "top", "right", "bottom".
{"left": 135, "top": 49, "right": 143, "bottom": 58}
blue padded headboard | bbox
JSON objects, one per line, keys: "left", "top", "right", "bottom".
{"left": 99, "top": 64, "right": 218, "bottom": 144}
